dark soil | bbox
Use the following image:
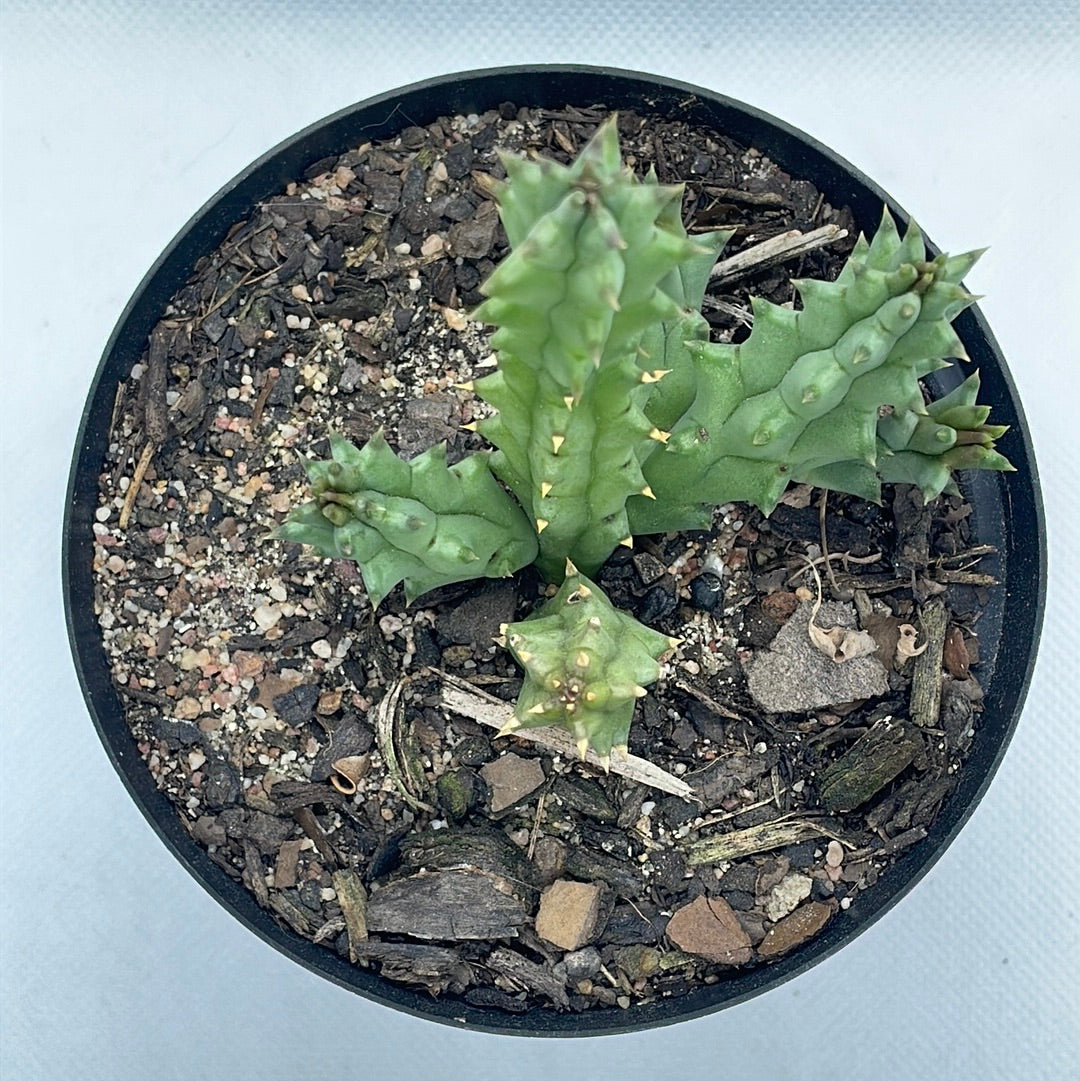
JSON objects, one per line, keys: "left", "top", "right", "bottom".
{"left": 91, "top": 102, "right": 997, "bottom": 1015}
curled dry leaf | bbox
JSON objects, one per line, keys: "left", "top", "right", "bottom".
{"left": 896, "top": 624, "right": 929, "bottom": 661}
{"left": 807, "top": 622, "right": 880, "bottom": 664}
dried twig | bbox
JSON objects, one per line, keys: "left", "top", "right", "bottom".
{"left": 438, "top": 672, "right": 696, "bottom": 801}
{"left": 709, "top": 224, "right": 848, "bottom": 285}
{"left": 673, "top": 678, "right": 744, "bottom": 721}
{"left": 118, "top": 441, "right": 155, "bottom": 530}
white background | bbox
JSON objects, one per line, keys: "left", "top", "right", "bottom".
{"left": 2, "top": 3, "right": 1077, "bottom": 1078}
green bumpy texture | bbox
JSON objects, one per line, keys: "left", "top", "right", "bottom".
{"left": 278, "top": 431, "right": 537, "bottom": 607}
{"left": 629, "top": 208, "right": 1013, "bottom": 533}
{"left": 499, "top": 562, "right": 676, "bottom": 761}
{"left": 472, "top": 117, "right": 728, "bottom": 580}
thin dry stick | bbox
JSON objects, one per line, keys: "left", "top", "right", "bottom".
{"left": 438, "top": 672, "right": 696, "bottom": 801}
{"left": 118, "top": 441, "right": 155, "bottom": 530}
{"left": 818, "top": 490, "right": 851, "bottom": 599}
{"left": 709, "top": 224, "right": 848, "bottom": 285}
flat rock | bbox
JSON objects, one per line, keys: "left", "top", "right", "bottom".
{"left": 480, "top": 752, "right": 545, "bottom": 813}
{"left": 535, "top": 879, "right": 604, "bottom": 951}
{"left": 758, "top": 900, "right": 834, "bottom": 958}
{"left": 665, "top": 895, "right": 753, "bottom": 965}
{"left": 746, "top": 600, "right": 888, "bottom": 713}
{"left": 437, "top": 579, "right": 518, "bottom": 646}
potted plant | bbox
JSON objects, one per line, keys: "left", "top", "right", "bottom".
{"left": 64, "top": 66, "right": 1044, "bottom": 1035}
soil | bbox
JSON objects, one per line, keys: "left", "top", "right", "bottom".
{"left": 91, "top": 102, "right": 998, "bottom": 1015}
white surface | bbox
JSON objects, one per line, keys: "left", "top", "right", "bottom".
{"left": 2, "top": 3, "right": 1077, "bottom": 1078}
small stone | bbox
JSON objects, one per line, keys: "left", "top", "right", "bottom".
{"left": 420, "top": 233, "right": 444, "bottom": 256}
{"left": 825, "top": 840, "right": 845, "bottom": 868}
{"left": 535, "top": 879, "right": 604, "bottom": 951}
{"left": 253, "top": 604, "right": 282, "bottom": 631}
{"left": 758, "top": 901, "right": 834, "bottom": 958}
{"left": 765, "top": 872, "right": 814, "bottom": 922}
{"left": 311, "top": 638, "right": 333, "bottom": 659}
{"left": 479, "top": 752, "right": 545, "bottom": 813}
{"left": 665, "top": 895, "right": 752, "bottom": 965}
{"left": 746, "top": 600, "right": 889, "bottom": 713}
{"left": 689, "top": 572, "right": 724, "bottom": 611}
{"left": 316, "top": 690, "right": 342, "bottom": 715}
{"left": 562, "top": 946, "right": 602, "bottom": 982}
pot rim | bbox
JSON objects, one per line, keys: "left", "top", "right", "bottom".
{"left": 63, "top": 64, "right": 1047, "bottom": 1036}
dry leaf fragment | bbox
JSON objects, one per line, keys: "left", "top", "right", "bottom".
{"left": 778, "top": 483, "right": 815, "bottom": 509}
{"left": 896, "top": 624, "right": 928, "bottom": 661}
{"left": 808, "top": 622, "right": 880, "bottom": 663}
{"left": 803, "top": 556, "right": 878, "bottom": 664}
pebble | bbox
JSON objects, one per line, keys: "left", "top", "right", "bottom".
{"left": 765, "top": 873, "right": 813, "bottom": 921}
{"left": 665, "top": 895, "right": 752, "bottom": 965}
{"left": 825, "top": 840, "right": 845, "bottom": 868}
{"left": 535, "top": 879, "right": 604, "bottom": 951}
{"left": 479, "top": 752, "right": 545, "bottom": 813}
{"left": 311, "top": 639, "right": 333, "bottom": 659}
{"left": 758, "top": 901, "right": 834, "bottom": 958}
{"left": 253, "top": 604, "right": 282, "bottom": 631}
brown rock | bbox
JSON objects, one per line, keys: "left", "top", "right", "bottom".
{"left": 480, "top": 752, "right": 545, "bottom": 813}
{"left": 665, "top": 895, "right": 752, "bottom": 965}
{"left": 758, "top": 900, "right": 834, "bottom": 958}
{"left": 535, "top": 879, "right": 603, "bottom": 951}
{"left": 255, "top": 671, "right": 303, "bottom": 710}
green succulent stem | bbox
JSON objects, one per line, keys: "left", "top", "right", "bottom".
{"left": 473, "top": 117, "right": 727, "bottom": 579}
{"left": 278, "top": 431, "right": 537, "bottom": 606}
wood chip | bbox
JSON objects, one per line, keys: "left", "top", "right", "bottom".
{"left": 910, "top": 597, "right": 949, "bottom": 726}
{"left": 331, "top": 869, "right": 369, "bottom": 961}
{"left": 687, "top": 815, "right": 847, "bottom": 865}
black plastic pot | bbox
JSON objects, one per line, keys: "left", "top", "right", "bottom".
{"left": 64, "top": 66, "right": 1046, "bottom": 1036}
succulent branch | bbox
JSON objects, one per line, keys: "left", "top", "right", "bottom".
{"left": 629, "top": 207, "right": 1012, "bottom": 531}
{"left": 278, "top": 431, "right": 537, "bottom": 606}
{"left": 471, "top": 118, "right": 728, "bottom": 579}
{"left": 496, "top": 561, "right": 678, "bottom": 763}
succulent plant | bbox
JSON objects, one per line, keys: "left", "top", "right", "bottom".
{"left": 497, "top": 561, "right": 678, "bottom": 762}
{"left": 282, "top": 117, "right": 1012, "bottom": 759}
{"left": 277, "top": 430, "right": 537, "bottom": 606}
